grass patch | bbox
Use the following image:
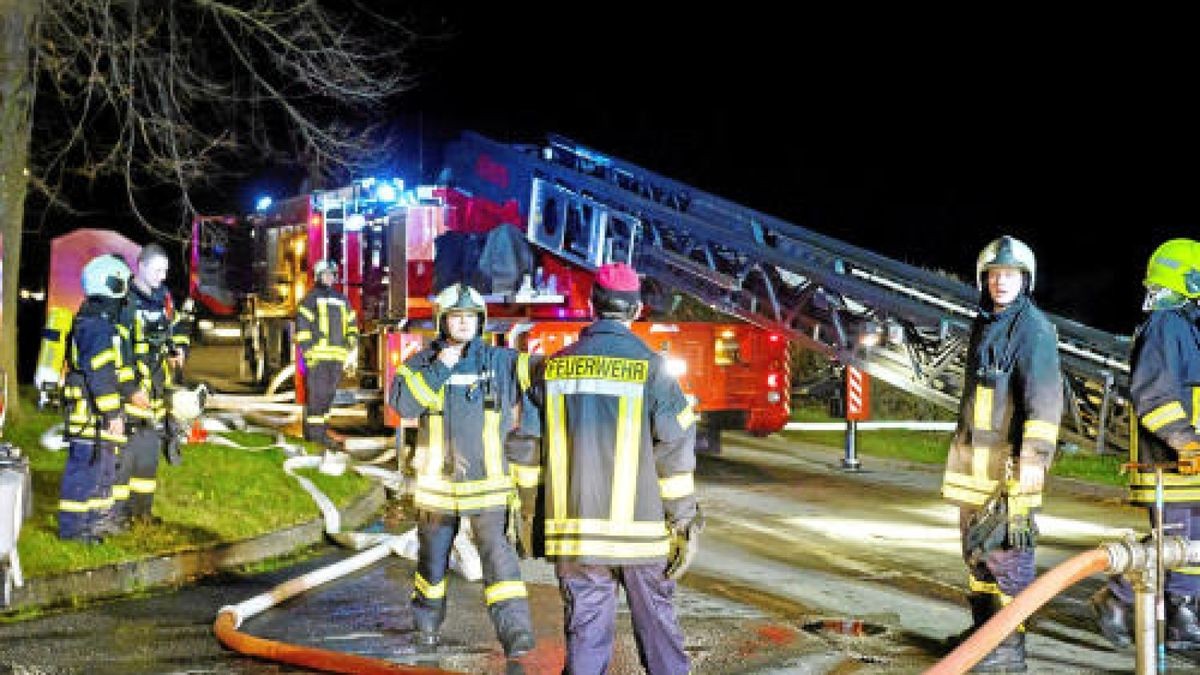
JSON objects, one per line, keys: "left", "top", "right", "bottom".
{"left": 4, "top": 387, "right": 375, "bottom": 579}
{"left": 785, "top": 401, "right": 1128, "bottom": 487}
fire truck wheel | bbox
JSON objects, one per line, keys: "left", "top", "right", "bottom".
{"left": 695, "top": 423, "right": 722, "bottom": 455}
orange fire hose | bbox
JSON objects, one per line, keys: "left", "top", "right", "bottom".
{"left": 925, "top": 548, "right": 1111, "bottom": 675}
{"left": 214, "top": 610, "right": 461, "bottom": 675}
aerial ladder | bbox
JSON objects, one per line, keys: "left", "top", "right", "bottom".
{"left": 442, "top": 131, "right": 1133, "bottom": 453}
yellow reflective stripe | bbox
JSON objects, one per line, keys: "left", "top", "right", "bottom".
{"left": 318, "top": 300, "right": 330, "bottom": 344}
{"left": 677, "top": 405, "right": 697, "bottom": 430}
{"left": 399, "top": 365, "right": 443, "bottom": 411}
{"left": 95, "top": 393, "right": 121, "bottom": 412}
{"left": 306, "top": 416, "right": 327, "bottom": 424}
{"left": 1129, "top": 486, "right": 1200, "bottom": 502}
{"left": 544, "top": 518, "right": 669, "bottom": 537}
{"left": 426, "top": 414, "right": 444, "bottom": 477}
{"left": 414, "top": 474, "right": 514, "bottom": 496}
{"left": 91, "top": 349, "right": 117, "bottom": 369}
{"left": 483, "top": 410, "right": 503, "bottom": 478}
{"left": 610, "top": 395, "right": 642, "bottom": 523}
{"left": 414, "top": 572, "right": 446, "bottom": 600}
{"left": 135, "top": 343, "right": 151, "bottom": 354}
{"left": 973, "top": 386, "right": 993, "bottom": 431}
{"left": 484, "top": 581, "right": 528, "bottom": 605}
{"left": 512, "top": 463, "right": 542, "bottom": 488}
{"left": 1194, "top": 388, "right": 1200, "bottom": 428}
{"left": 517, "top": 353, "right": 532, "bottom": 391}
{"left": 295, "top": 330, "right": 312, "bottom": 341}
{"left": 344, "top": 309, "right": 358, "bottom": 337}
{"left": 58, "top": 500, "right": 90, "bottom": 513}
{"left": 1023, "top": 420, "right": 1058, "bottom": 444}
{"left": 298, "top": 305, "right": 315, "bottom": 321}
{"left": 968, "top": 575, "right": 1001, "bottom": 595}
{"left": 971, "top": 446, "right": 990, "bottom": 479}
{"left": 414, "top": 491, "right": 512, "bottom": 512}
{"left": 548, "top": 393, "right": 568, "bottom": 520}
{"left": 88, "top": 496, "right": 114, "bottom": 509}
{"left": 1007, "top": 492, "right": 1042, "bottom": 510}
{"left": 117, "top": 367, "right": 135, "bottom": 382}
{"left": 544, "top": 539, "right": 670, "bottom": 558}
{"left": 1144, "top": 401, "right": 1187, "bottom": 432}
{"left": 112, "top": 484, "right": 130, "bottom": 500}
{"left": 129, "top": 478, "right": 157, "bottom": 494}
{"left": 659, "top": 473, "right": 695, "bottom": 500}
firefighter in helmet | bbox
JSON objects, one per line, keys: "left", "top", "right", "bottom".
{"left": 295, "top": 259, "right": 358, "bottom": 446}
{"left": 940, "top": 235, "right": 1063, "bottom": 672}
{"left": 506, "top": 263, "right": 700, "bottom": 674}
{"left": 58, "top": 255, "right": 150, "bottom": 543}
{"left": 113, "top": 243, "right": 191, "bottom": 527}
{"left": 388, "top": 283, "right": 536, "bottom": 658}
{"left": 1093, "top": 238, "right": 1200, "bottom": 651}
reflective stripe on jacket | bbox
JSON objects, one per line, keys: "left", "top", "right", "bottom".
{"left": 511, "top": 319, "right": 698, "bottom": 565}
{"left": 390, "top": 338, "right": 525, "bottom": 514}
{"left": 64, "top": 301, "right": 138, "bottom": 445}
{"left": 1128, "top": 306, "right": 1200, "bottom": 504}
{"left": 295, "top": 286, "right": 358, "bottom": 363}
{"left": 941, "top": 295, "right": 1063, "bottom": 507}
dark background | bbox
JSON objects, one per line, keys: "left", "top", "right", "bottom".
{"left": 19, "top": 6, "right": 1199, "bottom": 372}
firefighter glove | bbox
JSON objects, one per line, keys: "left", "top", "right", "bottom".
{"left": 665, "top": 504, "right": 705, "bottom": 580}
{"left": 163, "top": 430, "right": 184, "bottom": 466}
{"left": 507, "top": 488, "right": 536, "bottom": 559}
{"left": 1005, "top": 491, "right": 1038, "bottom": 551}
{"left": 1178, "top": 441, "right": 1200, "bottom": 475}
{"left": 965, "top": 489, "right": 1009, "bottom": 566}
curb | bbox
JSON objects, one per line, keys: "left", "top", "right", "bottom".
{"left": 7, "top": 484, "right": 387, "bottom": 613}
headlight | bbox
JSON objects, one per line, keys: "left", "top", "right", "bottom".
{"left": 198, "top": 319, "right": 215, "bottom": 331}
{"left": 665, "top": 357, "right": 687, "bottom": 378}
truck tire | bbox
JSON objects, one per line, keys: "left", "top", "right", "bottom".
{"left": 695, "top": 423, "right": 722, "bottom": 455}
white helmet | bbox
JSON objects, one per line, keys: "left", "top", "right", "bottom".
{"left": 169, "top": 384, "right": 208, "bottom": 424}
{"left": 81, "top": 254, "right": 131, "bottom": 298}
{"left": 314, "top": 259, "right": 339, "bottom": 277}
{"left": 433, "top": 283, "right": 487, "bottom": 338}
{"left": 976, "top": 235, "right": 1036, "bottom": 292}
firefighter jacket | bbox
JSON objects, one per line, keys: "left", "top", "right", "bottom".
{"left": 1127, "top": 304, "right": 1200, "bottom": 504}
{"left": 124, "top": 282, "right": 189, "bottom": 424}
{"left": 941, "top": 295, "right": 1063, "bottom": 509}
{"left": 390, "top": 338, "right": 533, "bottom": 514}
{"left": 63, "top": 297, "right": 139, "bottom": 445}
{"left": 508, "top": 319, "right": 698, "bottom": 566}
{"left": 295, "top": 285, "right": 358, "bottom": 364}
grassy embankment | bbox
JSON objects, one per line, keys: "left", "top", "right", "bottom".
{"left": 3, "top": 387, "right": 375, "bottom": 579}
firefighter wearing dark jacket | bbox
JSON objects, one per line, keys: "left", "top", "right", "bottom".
{"left": 388, "top": 283, "right": 536, "bottom": 658}
{"left": 114, "top": 243, "right": 190, "bottom": 526}
{"left": 295, "top": 260, "right": 358, "bottom": 445}
{"left": 1093, "top": 238, "right": 1200, "bottom": 651}
{"left": 940, "top": 236, "right": 1063, "bottom": 673}
{"left": 508, "top": 262, "right": 700, "bottom": 675}
{"left": 59, "top": 255, "right": 150, "bottom": 543}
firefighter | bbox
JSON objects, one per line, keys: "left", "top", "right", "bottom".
{"left": 58, "top": 254, "right": 150, "bottom": 543}
{"left": 388, "top": 283, "right": 536, "bottom": 658}
{"left": 1093, "top": 238, "right": 1200, "bottom": 651}
{"left": 508, "top": 262, "right": 700, "bottom": 675}
{"left": 295, "top": 260, "right": 358, "bottom": 446}
{"left": 940, "top": 235, "right": 1063, "bottom": 672}
{"left": 114, "top": 243, "right": 190, "bottom": 527}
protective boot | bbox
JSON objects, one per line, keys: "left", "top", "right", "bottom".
{"left": 491, "top": 600, "right": 535, "bottom": 658}
{"left": 1090, "top": 586, "right": 1132, "bottom": 649}
{"left": 971, "top": 630, "right": 1026, "bottom": 673}
{"left": 946, "top": 592, "right": 995, "bottom": 648}
{"left": 1166, "top": 594, "right": 1200, "bottom": 650}
{"left": 412, "top": 597, "right": 446, "bottom": 651}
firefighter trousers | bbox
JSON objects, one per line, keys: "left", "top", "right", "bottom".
{"left": 556, "top": 561, "right": 689, "bottom": 675}
{"left": 1109, "top": 503, "right": 1200, "bottom": 602}
{"left": 118, "top": 426, "right": 162, "bottom": 520}
{"left": 303, "top": 360, "right": 342, "bottom": 444}
{"left": 411, "top": 509, "right": 533, "bottom": 646}
{"left": 58, "top": 439, "right": 118, "bottom": 541}
{"left": 959, "top": 505, "right": 1036, "bottom": 599}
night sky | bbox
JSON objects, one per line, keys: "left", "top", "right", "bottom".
{"left": 390, "top": 7, "right": 1199, "bottom": 337}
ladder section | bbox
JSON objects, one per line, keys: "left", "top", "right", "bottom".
{"left": 447, "top": 131, "right": 1133, "bottom": 452}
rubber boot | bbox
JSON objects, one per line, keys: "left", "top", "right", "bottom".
{"left": 493, "top": 603, "right": 536, "bottom": 658}
{"left": 1166, "top": 594, "right": 1200, "bottom": 651}
{"left": 1090, "top": 586, "right": 1132, "bottom": 649}
{"left": 972, "top": 630, "right": 1027, "bottom": 673}
{"left": 947, "top": 593, "right": 994, "bottom": 648}
{"left": 412, "top": 599, "right": 446, "bottom": 652}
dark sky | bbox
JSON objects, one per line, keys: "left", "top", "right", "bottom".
{"left": 390, "top": 6, "right": 1199, "bottom": 336}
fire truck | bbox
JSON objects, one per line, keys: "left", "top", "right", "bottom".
{"left": 188, "top": 138, "right": 793, "bottom": 452}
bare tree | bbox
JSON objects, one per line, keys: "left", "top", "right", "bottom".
{"left": 0, "top": 0, "right": 416, "bottom": 422}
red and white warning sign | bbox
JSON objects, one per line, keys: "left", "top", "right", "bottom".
{"left": 845, "top": 366, "right": 871, "bottom": 421}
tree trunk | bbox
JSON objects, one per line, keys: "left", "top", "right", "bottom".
{"left": 0, "top": 1, "right": 38, "bottom": 426}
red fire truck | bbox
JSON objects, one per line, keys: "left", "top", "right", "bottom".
{"left": 189, "top": 132, "right": 791, "bottom": 451}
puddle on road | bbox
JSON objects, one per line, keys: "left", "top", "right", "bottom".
{"left": 802, "top": 618, "right": 887, "bottom": 638}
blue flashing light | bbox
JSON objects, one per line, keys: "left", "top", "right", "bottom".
{"left": 255, "top": 196, "right": 273, "bottom": 212}
{"left": 376, "top": 183, "right": 397, "bottom": 202}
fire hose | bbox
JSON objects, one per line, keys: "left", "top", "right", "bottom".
{"left": 927, "top": 537, "right": 1200, "bottom": 674}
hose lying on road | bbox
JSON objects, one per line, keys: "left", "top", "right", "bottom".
{"left": 925, "top": 548, "right": 1111, "bottom": 675}
{"left": 214, "top": 541, "right": 459, "bottom": 675}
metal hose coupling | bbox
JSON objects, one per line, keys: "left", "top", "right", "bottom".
{"left": 1099, "top": 534, "right": 1199, "bottom": 575}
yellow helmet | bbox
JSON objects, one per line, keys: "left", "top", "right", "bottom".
{"left": 1144, "top": 238, "right": 1200, "bottom": 298}
{"left": 433, "top": 283, "right": 487, "bottom": 337}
